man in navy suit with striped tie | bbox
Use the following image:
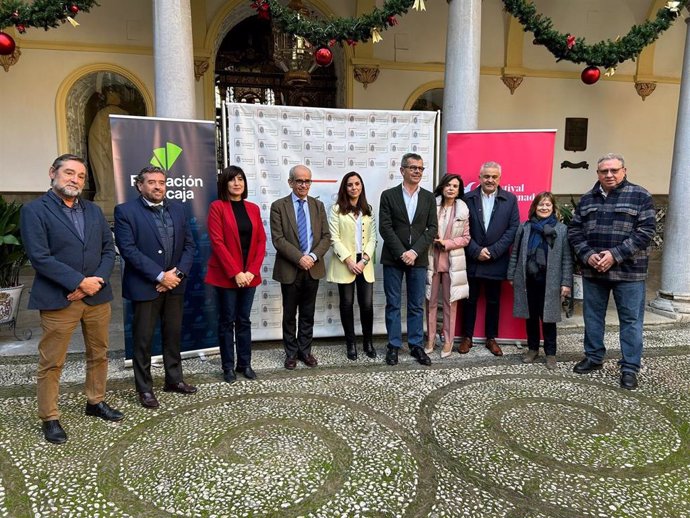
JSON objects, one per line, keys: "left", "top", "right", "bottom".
{"left": 270, "top": 165, "right": 331, "bottom": 370}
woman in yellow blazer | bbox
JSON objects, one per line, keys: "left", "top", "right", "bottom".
{"left": 327, "top": 172, "right": 378, "bottom": 360}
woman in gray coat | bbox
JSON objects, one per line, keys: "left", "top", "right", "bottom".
{"left": 507, "top": 192, "right": 573, "bottom": 369}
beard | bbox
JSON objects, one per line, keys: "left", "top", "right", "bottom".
{"left": 54, "top": 183, "right": 83, "bottom": 198}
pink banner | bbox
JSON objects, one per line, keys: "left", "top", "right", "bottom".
{"left": 446, "top": 130, "right": 556, "bottom": 341}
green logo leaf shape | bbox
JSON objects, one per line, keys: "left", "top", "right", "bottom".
{"left": 150, "top": 142, "right": 183, "bottom": 170}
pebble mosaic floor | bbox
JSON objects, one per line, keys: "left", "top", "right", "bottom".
{"left": 0, "top": 349, "right": 689, "bottom": 518}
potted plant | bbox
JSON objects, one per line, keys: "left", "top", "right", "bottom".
{"left": 0, "top": 196, "right": 29, "bottom": 327}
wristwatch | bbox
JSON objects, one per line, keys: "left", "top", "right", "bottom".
{"left": 362, "top": 257, "right": 370, "bottom": 266}
{"left": 175, "top": 269, "right": 186, "bottom": 279}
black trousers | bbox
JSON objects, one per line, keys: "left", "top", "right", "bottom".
{"left": 280, "top": 270, "right": 319, "bottom": 359}
{"left": 337, "top": 275, "right": 373, "bottom": 346}
{"left": 462, "top": 277, "right": 502, "bottom": 339}
{"left": 132, "top": 292, "right": 184, "bottom": 393}
{"left": 526, "top": 276, "right": 557, "bottom": 355}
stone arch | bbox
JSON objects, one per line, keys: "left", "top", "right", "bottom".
{"left": 404, "top": 81, "right": 444, "bottom": 111}
{"left": 55, "top": 64, "right": 151, "bottom": 204}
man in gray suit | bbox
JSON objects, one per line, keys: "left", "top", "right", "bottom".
{"left": 270, "top": 165, "right": 331, "bottom": 370}
{"left": 379, "top": 153, "right": 438, "bottom": 366}
{"left": 21, "top": 154, "right": 124, "bottom": 445}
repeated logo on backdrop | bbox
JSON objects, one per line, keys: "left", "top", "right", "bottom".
{"left": 226, "top": 104, "right": 439, "bottom": 341}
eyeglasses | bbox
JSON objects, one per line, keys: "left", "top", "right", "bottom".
{"left": 291, "top": 179, "right": 312, "bottom": 185}
{"left": 597, "top": 168, "right": 623, "bottom": 175}
{"left": 403, "top": 165, "right": 425, "bottom": 172}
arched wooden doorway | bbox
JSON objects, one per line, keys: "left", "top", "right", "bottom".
{"left": 214, "top": 15, "right": 337, "bottom": 107}
{"left": 214, "top": 15, "right": 337, "bottom": 165}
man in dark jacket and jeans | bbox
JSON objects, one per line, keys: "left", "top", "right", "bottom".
{"left": 461, "top": 161, "right": 520, "bottom": 356}
{"left": 379, "top": 153, "right": 438, "bottom": 366}
{"left": 568, "top": 153, "right": 655, "bottom": 390}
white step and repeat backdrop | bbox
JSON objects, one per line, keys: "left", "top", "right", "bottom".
{"left": 224, "top": 103, "right": 439, "bottom": 341}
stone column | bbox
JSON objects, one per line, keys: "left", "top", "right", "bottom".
{"left": 649, "top": 17, "right": 690, "bottom": 321}
{"left": 440, "top": 0, "right": 481, "bottom": 173}
{"left": 153, "top": 0, "right": 196, "bottom": 119}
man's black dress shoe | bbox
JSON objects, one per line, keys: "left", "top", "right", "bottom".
{"left": 42, "top": 420, "right": 67, "bottom": 444}
{"left": 235, "top": 366, "right": 257, "bottom": 380}
{"left": 284, "top": 357, "right": 297, "bottom": 370}
{"left": 85, "top": 401, "right": 124, "bottom": 422}
{"left": 573, "top": 358, "right": 603, "bottom": 374}
{"left": 223, "top": 370, "right": 237, "bottom": 384}
{"left": 385, "top": 346, "right": 398, "bottom": 366}
{"left": 163, "top": 381, "right": 198, "bottom": 394}
{"left": 410, "top": 346, "right": 432, "bottom": 366}
{"left": 620, "top": 371, "right": 638, "bottom": 390}
{"left": 138, "top": 391, "right": 160, "bottom": 409}
{"left": 299, "top": 353, "right": 318, "bottom": 367}
{"left": 363, "top": 342, "right": 377, "bottom": 359}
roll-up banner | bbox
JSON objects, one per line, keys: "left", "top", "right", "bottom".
{"left": 110, "top": 115, "right": 218, "bottom": 363}
{"left": 447, "top": 130, "right": 557, "bottom": 342}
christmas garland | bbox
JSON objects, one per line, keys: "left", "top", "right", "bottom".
{"left": 0, "top": 0, "right": 98, "bottom": 32}
{"left": 502, "top": 0, "right": 689, "bottom": 68}
{"left": 254, "top": 0, "right": 425, "bottom": 48}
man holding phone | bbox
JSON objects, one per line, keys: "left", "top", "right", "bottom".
{"left": 114, "top": 166, "right": 198, "bottom": 409}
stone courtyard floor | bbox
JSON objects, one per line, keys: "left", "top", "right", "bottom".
{"left": 0, "top": 325, "right": 689, "bottom": 518}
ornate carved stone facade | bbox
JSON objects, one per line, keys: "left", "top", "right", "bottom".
{"left": 0, "top": 47, "right": 20, "bottom": 72}
{"left": 194, "top": 59, "right": 210, "bottom": 81}
{"left": 353, "top": 66, "right": 380, "bottom": 89}
{"left": 501, "top": 75, "right": 524, "bottom": 95}
{"left": 635, "top": 82, "right": 657, "bottom": 101}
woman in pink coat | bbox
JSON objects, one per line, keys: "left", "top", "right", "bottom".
{"left": 425, "top": 174, "right": 471, "bottom": 358}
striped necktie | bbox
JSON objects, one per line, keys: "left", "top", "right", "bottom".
{"left": 297, "top": 199, "right": 309, "bottom": 253}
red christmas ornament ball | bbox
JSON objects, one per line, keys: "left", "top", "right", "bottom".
{"left": 314, "top": 47, "right": 333, "bottom": 67}
{"left": 581, "top": 66, "right": 601, "bottom": 85}
{"left": 0, "top": 32, "right": 16, "bottom": 56}
{"left": 69, "top": 4, "right": 80, "bottom": 14}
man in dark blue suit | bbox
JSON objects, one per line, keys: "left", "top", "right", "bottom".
{"left": 461, "top": 161, "right": 520, "bottom": 356}
{"left": 21, "top": 154, "right": 124, "bottom": 445}
{"left": 114, "top": 166, "right": 197, "bottom": 410}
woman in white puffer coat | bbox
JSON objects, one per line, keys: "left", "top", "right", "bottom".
{"left": 425, "top": 174, "right": 471, "bottom": 358}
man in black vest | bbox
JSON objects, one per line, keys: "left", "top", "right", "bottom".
{"left": 114, "top": 166, "right": 197, "bottom": 409}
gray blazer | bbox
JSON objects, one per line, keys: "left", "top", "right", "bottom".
{"left": 507, "top": 220, "right": 573, "bottom": 323}
{"left": 270, "top": 194, "right": 330, "bottom": 283}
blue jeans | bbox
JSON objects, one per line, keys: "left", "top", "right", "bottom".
{"left": 582, "top": 278, "right": 645, "bottom": 373}
{"left": 216, "top": 286, "right": 256, "bottom": 373}
{"left": 383, "top": 265, "right": 426, "bottom": 349}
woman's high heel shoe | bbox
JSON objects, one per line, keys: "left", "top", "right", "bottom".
{"left": 440, "top": 342, "right": 453, "bottom": 358}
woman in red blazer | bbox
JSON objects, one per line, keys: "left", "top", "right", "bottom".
{"left": 205, "top": 166, "right": 266, "bottom": 383}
